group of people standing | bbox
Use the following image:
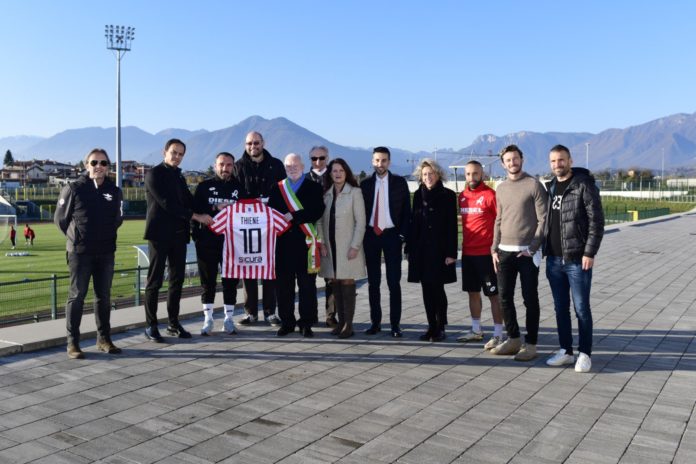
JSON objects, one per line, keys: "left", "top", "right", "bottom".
{"left": 54, "top": 133, "right": 604, "bottom": 374}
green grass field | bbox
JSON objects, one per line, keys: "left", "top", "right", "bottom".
{"left": 0, "top": 220, "right": 155, "bottom": 322}
{"left": 1, "top": 219, "right": 148, "bottom": 283}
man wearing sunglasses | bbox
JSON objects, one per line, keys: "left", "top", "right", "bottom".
{"left": 234, "top": 131, "right": 286, "bottom": 327}
{"left": 307, "top": 145, "right": 337, "bottom": 328}
{"left": 55, "top": 148, "right": 123, "bottom": 359}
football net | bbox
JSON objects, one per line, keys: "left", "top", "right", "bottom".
{"left": 0, "top": 194, "right": 18, "bottom": 246}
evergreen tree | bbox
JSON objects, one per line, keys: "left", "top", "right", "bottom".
{"left": 3, "top": 149, "right": 14, "bottom": 167}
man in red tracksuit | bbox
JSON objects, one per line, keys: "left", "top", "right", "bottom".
{"left": 456, "top": 160, "right": 504, "bottom": 350}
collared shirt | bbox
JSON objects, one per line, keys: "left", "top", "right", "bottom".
{"left": 288, "top": 173, "right": 306, "bottom": 193}
{"left": 369, "top": 173, "right": 395, "bottom": 230}
{"left": 311, "top": 168, "right": 327, "bottom": 177}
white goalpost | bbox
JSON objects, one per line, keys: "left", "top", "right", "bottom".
{"left": 0, "top": 194, "right": 18, "bottom": 247}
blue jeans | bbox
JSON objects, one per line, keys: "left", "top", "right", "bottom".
{"left": 545, "top": 256, "right": 593, "bottom": 356}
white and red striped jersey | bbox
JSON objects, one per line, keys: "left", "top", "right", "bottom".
{"left": 210, "top": 199, "right": 290, "bottom": 279}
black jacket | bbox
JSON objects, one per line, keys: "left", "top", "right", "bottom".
{"left": 360, "top": 171, "right": 411, "bottom": 239}
{"left": 235, "top": 149, "right": 286, "bottom": 199}
{"left": 407, "top": 182, "right": 458, "bottom": 284}
{"left": 192, "top": 175, "right": 243, "bottom": 248}
{"left": 308, "top": 169, "right": 330, "bottom": 192}
{"left": 144, "top": 162, "right": 193, "bottom": 243}
{"left": 543, "top": 167, "right": 605, "bottom": 260}
{"left": 268, "top": 176, "right": 325, "bottom": 273}
{"left": 54, "top": 174, "right": 123, "bottom": 254}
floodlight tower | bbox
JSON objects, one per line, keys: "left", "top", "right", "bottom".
{"left": 105, "top": 25, "right": 135, "bottom": 188}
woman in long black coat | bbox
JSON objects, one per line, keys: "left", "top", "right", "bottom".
{"left": 407, "top": 158, "right": 458, "bottom": 342}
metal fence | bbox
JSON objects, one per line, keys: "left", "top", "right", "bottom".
{"left": 0, "top": 262, "right": 201, "bottom": 326}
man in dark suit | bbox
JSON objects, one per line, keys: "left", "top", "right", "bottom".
{"left": 269, "top": 153, "right": 325, "bottom": 337}
{"left": 361, "top": 146, "right": 411, "bottom": 337}
{"left": 143, "top": 138, "right": 212, "bottom": 342}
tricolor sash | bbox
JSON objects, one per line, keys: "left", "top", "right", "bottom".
{"left": 278, "top": 179, "right": 321, "bottom": 273}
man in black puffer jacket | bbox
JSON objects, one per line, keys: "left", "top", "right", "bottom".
{"left": 234, "top": 131, "right": 286, "bottom": 326}
{"left": 543, "top": 144, "right": 604, "bottom": 373}
{"left": 55, "top": 148, "right": 124, "bottom": 359}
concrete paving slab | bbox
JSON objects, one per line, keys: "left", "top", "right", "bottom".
{"left": 0, "top": 212, "right": 696, "bottom": 463}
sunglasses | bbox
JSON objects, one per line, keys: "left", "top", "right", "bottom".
{"left": 245, "top": 141, "right": 262, "bottom": 146}
{"left": 310, "top": 156, "right": 326, "bottom": 161}
{"left": 89, "top": 160, "right": 109, "bottom": 167}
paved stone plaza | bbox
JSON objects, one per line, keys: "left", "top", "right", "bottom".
{"left": 0, "top": 213, "right": 695, "bottom": 463}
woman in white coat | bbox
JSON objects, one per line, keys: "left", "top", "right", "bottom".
{"left": 317, "top": 158, "right": 366, "bottom": 338}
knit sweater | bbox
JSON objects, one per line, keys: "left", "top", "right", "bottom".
{"left": 492, "top": 172, "right": 548, "bottom": 254}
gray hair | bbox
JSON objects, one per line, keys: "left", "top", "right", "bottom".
{"left": 84, "top": 148, "right": 110, "bottom": 166}
{"left": 412, "top": 158, "right": 448, "bottom": 183}
{"left": 309, "top": 145, "right": 329, "bottom": 156}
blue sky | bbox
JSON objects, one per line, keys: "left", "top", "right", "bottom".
{"left": 1, "top": 0, "right": 695, "bottom": 152}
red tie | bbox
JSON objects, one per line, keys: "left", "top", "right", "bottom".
{"left": 374, "top": 185, "right": 383, "bottom": 235}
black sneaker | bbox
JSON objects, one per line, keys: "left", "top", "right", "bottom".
{"left": 265, "top": 314, "right": 282, "bottom": 327}
{"left": 238, "top": 315, "right": 258, "bottom": 325}
{"left": 145, "top": 326, "right": 165, "bottom": 343}
{"left": 166, "top": 324, "right": 192, "bottom": 339}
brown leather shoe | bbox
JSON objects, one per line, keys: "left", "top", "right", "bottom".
{"left": 67, "top": 343, "right": 85, "bottom": 359}
{"left": 326, "top": 317, "right": 338, "bottom": 328}
{"left": 96, "top": 337, "right": 122, "bottom": 354}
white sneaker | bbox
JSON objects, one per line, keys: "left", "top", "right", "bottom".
{"left": 201, "top": 318, "right": 214, "bottom": 336}
{"left": 575, "top": 352, "right": 591, "bottom": 373}
{"left": 223, "top": 317, "right": 237, "bottom": 335}
{"left": 484, "top": 336, "right": 502, "bottom": 350}
{"left": 546, "top": 349, "right": 575, "bottom": 367}
{"left": 457, "top": 330, "right": 484, "bottom": 343}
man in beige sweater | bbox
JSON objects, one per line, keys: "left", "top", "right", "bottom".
{"left": 490, "top": 145, "right": 548, "bottom": 361}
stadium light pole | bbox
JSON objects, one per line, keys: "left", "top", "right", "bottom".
{"left": 105, "top": 25, "right": 135, "bottom": 188}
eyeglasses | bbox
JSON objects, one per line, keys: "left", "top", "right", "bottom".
{"left": 310, "top": 156, "right": 326, "bottom": 161}
{"left": 89, "top": 160, "right": 109, "bottom": 167}
{"left": 245, "top": 141, "right": 262, "bottom": 146}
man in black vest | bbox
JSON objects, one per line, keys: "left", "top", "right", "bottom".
{"left": 361, "top": 146, "right": 411, "bottom": 337}
{"left": 143, "top": 138, "right": 212, "bottom": 342}
{"left": 55, "top": 148, "right": 123, "bottom": 359}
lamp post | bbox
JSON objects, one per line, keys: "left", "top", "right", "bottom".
{"left": 585, "top": 142, "right": 590, "bottom": 169}
{"left": 105, "top": 25, "right": 135, "bottom": 188}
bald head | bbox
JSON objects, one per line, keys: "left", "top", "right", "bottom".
{"left": 284, "top": 153, "right": 304, "bottom": 181}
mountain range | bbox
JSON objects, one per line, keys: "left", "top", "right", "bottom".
{"left": 3, "top": 113, "right": 696, "bottom": 176}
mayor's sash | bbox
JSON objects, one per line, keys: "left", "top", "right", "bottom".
{"left": 278, "top": 179, "right": 321, "bottom": 273}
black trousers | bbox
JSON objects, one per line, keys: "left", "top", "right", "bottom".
{"left": 497, "top": 250, "right": 540, "bottom": 344}
{"left": 195, "top": 243, "right": 238, "bottom": 306}
{"left": 66, "top": 252, "right": 115, "bottom": 344}
{"left": 421, "top": 281, "right": 448, "bottom": 333}
{"left": 276, "top": 270, "right": 318, "bottom": 330}
{"left": 363, "top": 227, "right": 403, "bottom": 329}
{"left": 242, "top": 278, "right": 277, "bottom": 318}
{"left": 144, "top": 239, "right": 187, "bottom": 327}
